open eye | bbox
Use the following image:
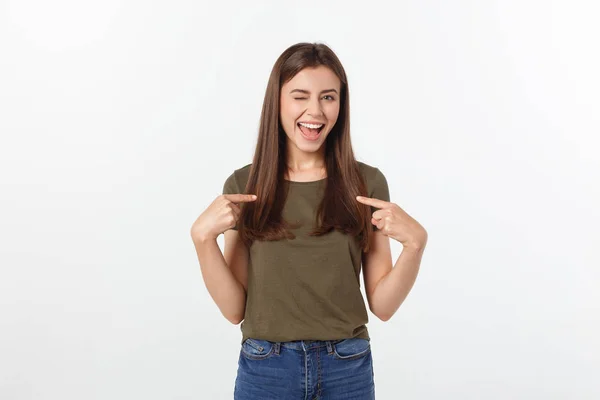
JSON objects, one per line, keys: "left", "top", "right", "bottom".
{"left": 322, "top": 95, "right": 335, "bottom": 101}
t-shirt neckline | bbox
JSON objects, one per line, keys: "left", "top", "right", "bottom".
{"left": 284, "top": 177, "right": 327, "bottom": 185}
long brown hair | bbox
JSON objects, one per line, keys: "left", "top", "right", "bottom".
{"left": 237, "top": 42, "right": 375, "bottom": 252}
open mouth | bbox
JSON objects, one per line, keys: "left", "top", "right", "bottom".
{"left": 297, "top": 122, "right": 324, "bottom": 141}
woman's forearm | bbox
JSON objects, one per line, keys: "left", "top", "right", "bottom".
{"left": 193, "top": 237, "right": 246, "bottom": 324}
{"left": 370, "top": 245, "right": 424, "bottom": 321}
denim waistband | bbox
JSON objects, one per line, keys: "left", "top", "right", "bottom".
{"left": 278, "top": 339, "right": 346, "bottom": 351}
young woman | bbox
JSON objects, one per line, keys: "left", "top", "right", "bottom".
{"left": 190, "top": 42, "right": 428, "bottom": 400}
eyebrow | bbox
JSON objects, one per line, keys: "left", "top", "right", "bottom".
{"left": 289, "top": 88, "right": 338, "bottom": 95}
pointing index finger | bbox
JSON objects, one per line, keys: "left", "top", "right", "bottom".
{"left": 224, "top": 194, "right": 257, "bottom": 203}
{"left": 356, "top": 195, "right": 388, "bottom": 209}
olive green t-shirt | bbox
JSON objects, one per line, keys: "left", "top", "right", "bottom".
{"left": 222, "top": 161, "right": 390, "bottom": 344}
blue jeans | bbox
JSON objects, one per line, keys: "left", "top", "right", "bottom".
{"left": 234, "top": 337, "right": 375, "bottom": 400}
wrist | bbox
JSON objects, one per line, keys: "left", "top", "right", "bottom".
{"left": 404, "top": 231, "right": 427, "bottom": 252}
{"left": 192, "top": 231, "right": 217, "bottom": 245}
{"left": 402, "top": 241, "right": 426, "bottom": 253}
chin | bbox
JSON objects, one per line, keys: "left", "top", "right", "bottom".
{"left": 295, "top": 144, "right": 322, "bottom": 153}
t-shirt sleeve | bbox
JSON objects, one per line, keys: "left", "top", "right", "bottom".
{"left": 222, "top": 172, "right": 239, "bottom": 230}
{"left": 369, "top": 168, "right": 390, "bottom": 231}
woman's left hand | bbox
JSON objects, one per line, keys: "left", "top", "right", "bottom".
{"left": 356, "top": 196, "right": 428, "bottom": 250}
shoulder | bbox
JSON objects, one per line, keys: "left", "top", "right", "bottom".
{"left": 231, "top": 163, "right": 252, "bottom": 181}
{"left": 223, "top": 163, "right": 252, "bottom": 194}
{"left": 356, "top": 160, "right": 389, "bottom": 201}
{"left": 356, "top": 160, "right": 386, "bottom": 182}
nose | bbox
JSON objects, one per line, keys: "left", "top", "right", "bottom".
{"left": 306, "top": 97, "right": 324, "bottom": 117}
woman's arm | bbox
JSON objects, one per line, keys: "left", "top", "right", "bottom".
{"left": 192, "top": 230, "right": 249, "bottom": 324}
{"left": 357, "top": 194, "right": 428, "bottom": 321}
{"left": 363, "top": 232, "right": 425, "bottom": 321}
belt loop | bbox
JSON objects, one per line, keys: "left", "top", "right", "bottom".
{"left": 274, "top": 342, "right": 280, "bottom": 355}
{"left": 326, "top": 340, "right": 333, "bottom": 354}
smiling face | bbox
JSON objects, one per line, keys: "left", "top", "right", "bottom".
{"left": 279, "top": 65, "right": 341, "bottom": 157}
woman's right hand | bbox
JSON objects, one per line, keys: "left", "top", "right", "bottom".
{"left": 190, "top": 194, "right": 257, "bottom": 243}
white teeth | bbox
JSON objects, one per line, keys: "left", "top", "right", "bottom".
{"left": 298, "top": 122, "right": 324, "bottom": 129}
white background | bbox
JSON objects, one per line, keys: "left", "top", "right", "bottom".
{"left": 1, "top": 0, "right": 598, "bottom": 399}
